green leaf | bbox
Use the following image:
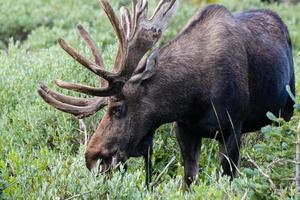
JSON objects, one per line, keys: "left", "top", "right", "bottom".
{"left": 266, "top": 112, "right": 280, "bottom": 123}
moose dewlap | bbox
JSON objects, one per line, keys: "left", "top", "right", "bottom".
{"left": 38, "top": 0, "right": 295, "bottom": 187}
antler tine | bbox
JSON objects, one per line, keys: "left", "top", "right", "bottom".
{"left": 99, "top": 0, "right": 127, "bottom": 71}
{"left": 58, "top": 38, "right": 117, "bottom": 82}
{"left": 163, "top": 0, "right": 177, "bottom": 16}
{"left": 77, "top": 24, "right": 107, "bottom": 87}
{"left": 99, "top": 0, "right": 126, "bottom": 47}
{"left": 55, "top": 80, "right": 121, "bottom": 97}
{"left": 137, "top": 0, "right": 149, "bottom": 20}
{"left": 130, "top": 0, "right": 177, "bottom": 38}
{"left": 131, "top": 0, "right": 148, "bottom": 37}
{"left": 40, "top": 83, "right": 97, "bottom": 106}
{"left": 38, "top": 86, "right": 107, "bottom": 118}
{"left": 150, "top": 0, "right": 164, "bottom": 19}
{"left": 77, "top": 24, "right": 105, "bottom": 68}
{"left": 150, "top": 0, "right": 177, "bottom": 21}
{"left": 131, "top": 0, "right": 138, "bottom": 31}
{"left": 120, "top": 7, "right": 131, "bottom": 39}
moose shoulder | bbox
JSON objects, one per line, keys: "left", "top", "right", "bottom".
{"left": 38, "top": 1, "right": 295, "bottom": 187}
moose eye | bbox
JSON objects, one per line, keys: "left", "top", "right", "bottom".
{"left": 110, "top": 106, "right": 123, "bottom": 118}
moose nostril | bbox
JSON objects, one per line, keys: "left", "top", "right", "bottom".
{"left": 85, "top": 151, "right": 100, "bottom": 171}
{"left": 85, "top": 157, "right": 98, "bottom": 171}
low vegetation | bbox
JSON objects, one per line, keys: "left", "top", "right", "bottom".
{"left": 0, "top": 0, "right": 299, "bottom": 199}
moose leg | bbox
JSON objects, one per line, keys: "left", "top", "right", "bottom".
{"left": 175, "top": 122, "right": 202, "bottom": 187}
{"left": 219, "top": 124, "right": 242, "bottom": 179}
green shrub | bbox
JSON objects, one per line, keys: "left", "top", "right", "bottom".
{"left": 0, "top": 0, "right": 299, "bottom": 199}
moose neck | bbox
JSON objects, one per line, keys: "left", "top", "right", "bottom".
{"left": 144, "top": 51, "right": 208, "bottom": 126}
{"left": 143, "top": 24, "right": 232, "bottom": 126}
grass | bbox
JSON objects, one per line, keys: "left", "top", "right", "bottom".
{"left": 0, "top": 0, "right": 300, "bottom": 199}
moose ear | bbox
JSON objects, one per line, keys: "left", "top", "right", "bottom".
{"left": 129, "top": 49, "right": 159, "bottom": 84}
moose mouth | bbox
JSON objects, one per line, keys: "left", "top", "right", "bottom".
{"left": 98, "top": 155, "right": 124, "bottom": 173}
{"left": 86, "top": 131, "right": 154, "bottom": 173}
{"left": 85, "top": 149, "right": 125, "bottom": 172}
{"left": 97, "top": 142, "right": 149, "bottom": 173}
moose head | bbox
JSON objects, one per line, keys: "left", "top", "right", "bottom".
{"left": 38, "top": 0, "right": 178, "bottom": 175}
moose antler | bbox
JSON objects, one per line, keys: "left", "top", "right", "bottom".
{"left": 38, "top": 0, "right": 178, "bottom": 118}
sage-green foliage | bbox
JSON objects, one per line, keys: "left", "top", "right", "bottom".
{"left": 0, "top": 0, "right": 300, "bottom": 199}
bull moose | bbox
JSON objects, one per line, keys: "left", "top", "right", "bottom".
{"left": 38, "top": 0, "right": 295, "bottom": 187}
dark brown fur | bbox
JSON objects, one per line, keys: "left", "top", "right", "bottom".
{"left": 84, "top": 4, "right": 294, "bottom": 186}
